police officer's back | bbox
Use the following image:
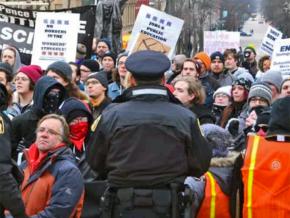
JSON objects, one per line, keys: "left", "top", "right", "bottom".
{"left": 86, "top": 50, "right": 212, "bottom": 217}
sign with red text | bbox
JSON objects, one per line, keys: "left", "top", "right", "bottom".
{"left": 31, "top": 12, "right": 79, "bottom": 68}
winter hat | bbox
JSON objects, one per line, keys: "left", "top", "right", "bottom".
{"left": 30, "top": 65, "right": 44, "bottom": 76}
{"left": 76, "top": 43, "right": 87, "bottom": 60}
{"left": 173, "top": 54, "right": 187, "bottom": 65}
{"left": 280, "top": 77, "right": 290, "bottom": 90}
{"left": 18, "top": 66, "right": 42, "bottom": 84}
{"left": 98, "top": 38, "right": 111, "bottom": 50}
{"left": 0, "top": 62, "right": 13, "bottom": 76}
{"left": 210, "top": 51, "right": 224, "bottom": 63}
{"left": 213, "top": 85, "right": 232, "bottom": 99}
{"left": 80, "top": 59, "right": 100, "bottom": 72}
{"left": 244, "top": 45, "right": 256, "bottom": 55}
{"left": 232, "top": 77, "right": 252, "bottom": 92}
{"left": 102, "top": 51, "right": 116, "bottom": 65}
{"left": 247, "top": 82, "right": 272, "bottom": 105}
{"left": 87, "top": 71, "right": 108, "bottom": 89}
{"left": 194, "top": 52, "right": 211, "bottom": 70}
{"left": 202, "top": 124, "right": 232, "bottom": 157}
{"left": 267, "top": 96, "right": 290, "bottom": 137}
{"left": 260, "top": 69, "right": 283, "bottom": 92}
{"left": 47, "top": 61, "right": 72, "bottom": 81}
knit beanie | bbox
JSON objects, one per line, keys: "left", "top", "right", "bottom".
{"left": 30, "top": 65, "right": 44, "bottom": 75}
{"left": 81, "top": 59, "right": 100, "bottom": 72}
{"left": 280, "top": 77, "right": 290, "bottom": 90}
{"left": 47, "top": 61, "right": 72, "bottom": 81}
{"left": 261, "top": 69, "right": 283, "bottom": 92}
{"left": 232, "top": 77, "right": 252, "bottom": 92}
{"left": 98, "top": 38, "right": 111, "bottom": 50}
{"left": 87, "top": 71, "right": 108, "bottom": 89}
{"left": 267, "top": 96, "right": 290, "bottom": 137}
{"left": 0, "top": 62, "right": 13, "bottom": 76}
{"left": 194, "top": 52, "right": 211, "bottom": 70}
{"left": 173, "top": 54, "right": 187, "bottom": 65}
{"left": 245, "top": 46, "right": 256, "bottom": 55}
{"left": 210, "top": 51, "right": 224, "bottom": 63}
{"left": 247, "top": 82, "right": 272, "bottom": 105}
{"left": 213, "top": 85, "right": 232, "bottom": 99}
{"left": 201, "top": 124, "right": 232, "bottom": 157}
{"left": 102, "top": 51, "right": 116, "bottom": 65}
{"left": 18, "top": 66, "right": 42, "bottom": 84}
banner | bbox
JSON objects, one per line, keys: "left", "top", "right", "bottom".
{"left": 126, "top": 5, "right": 184, "bottom": 59}
{"left": 0, "top": 4, "right": 95, "bottom": 65}
{"left": 31, "top": 12, "right": 79, "bottom": 69}
{"left": 260, "top": 26, "right": 283, "bottom": 56}
{"left": 203, "top": 31, "right": 240, "bottom": 56}
{"left": 271, "top": 38, "right": 290, "bottom": 77}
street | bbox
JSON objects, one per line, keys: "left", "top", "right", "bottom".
{"left": 240, "top": 14, "right": 270, "bottom": 59}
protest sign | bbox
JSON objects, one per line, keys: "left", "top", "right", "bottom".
{"left": 126, "top": 5, "right": 184, "bottom": 58}
{"left": 31, "top": 12, "right": 79, "bottom": 68}
{"left": 0, "top": 4, "right": 95, "bottom": 65}
{"left": 260, "top": 26, "right": 283, "bottom": 56}
{"left": 271, "top": 38, "right": 290, "bottom": 77}
{"left": 203, "top": 31, "right": 240, "bottom": 55}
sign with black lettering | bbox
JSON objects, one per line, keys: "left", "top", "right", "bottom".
{"left": 271, "top": 38, "right": 290, "bottom": 77}
{"left": 260, "top": 26, "right": 282, "bottom": 56}
{"left": 126, "top": 5, "right": 184, "bottom": 58}
{"left": 0, "top": 4, "right": 95, "bottom": 65}
{"left": 31, "top": 12, "right": 79, "bottom": 68}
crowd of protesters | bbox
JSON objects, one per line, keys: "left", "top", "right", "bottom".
{"left": 0, "top": 35, "right": 290, "bottom": 218}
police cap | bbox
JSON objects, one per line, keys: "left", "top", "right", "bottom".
{"left": 125, "top": 50, "right": 170, "bottom": 80}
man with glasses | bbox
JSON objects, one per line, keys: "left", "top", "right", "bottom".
{"left": 20, "top": 114, "right": 84, "bottom": 218}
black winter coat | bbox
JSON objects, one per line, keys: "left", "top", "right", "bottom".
{"left": 87, "top": 85, "right": 212, "bottom": 188}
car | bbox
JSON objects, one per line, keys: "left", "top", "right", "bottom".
{"left": 240, "top": 30, "right": 252, "bottom": 37}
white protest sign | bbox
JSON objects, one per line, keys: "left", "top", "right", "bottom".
{"left": 260, "top": 26, "right": 283, "bottom": 56}
{"left": 203, "top": 31, "right": 240, "bottom": 55}
{"left": 271, "top": 38, "right": 290, "bottom": 77}
{"left": 126, "top": 5, "right": 184, "bottom": 58}
{"left": 31, "top": 12, "right": 79, "bottom": 69}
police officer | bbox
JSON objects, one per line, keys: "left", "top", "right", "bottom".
{"left": 0, "top": 83, "right": 27, "bottom": 218}
{"left": 86, "top": 50, "right": 212, "bottom": 217}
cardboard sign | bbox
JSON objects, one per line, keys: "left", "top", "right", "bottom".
{"left": 203, "top": 31, "right": 240, "bottom": 55}
{"left": 260, "top": 26, "right": 283, "bottom": 56}
{"left": 126, "top": 5, "right": 184, "bottom": 58}
{"left": 31, "top": 12, "right": 79, "bottom": 68}
{"left": 271, "top": 38, "right": 290, "bottom": 77}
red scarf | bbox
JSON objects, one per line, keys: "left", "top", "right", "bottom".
{"left": 69, "top": 121, "right": 89, "bottom": 152}
{"left": 26, "top": 143, "right": 65, "bottom": 174}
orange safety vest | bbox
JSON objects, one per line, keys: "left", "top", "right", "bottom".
{"left": 197, "top": 172, "right": 231, "bottom": 218}
{"left": 242, "top": 135, "right": 290, "bottom": 218}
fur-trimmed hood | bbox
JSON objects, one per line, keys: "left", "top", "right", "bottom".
{"left": 210, "top": 151, "right": 240, "bottom": 167}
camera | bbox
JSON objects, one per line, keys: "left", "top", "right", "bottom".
{"left": 244, "top": 50, "right": 251, "bottom": 58}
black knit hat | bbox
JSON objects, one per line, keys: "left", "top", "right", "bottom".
{"left": 47, "top": 61, "right": 72, "bottom": 81}
{"left": 210, "top": 51, "right": 224, "bottom": 63}
{"left": 267, "top": 96, "right": 290, "bottom": 137}
{"left": 0, "top": 62, "right": 13, "bottom": 79}
{"left": 80, "top": 59, "right": 100, "bottom": 72}
{"left": 102, "top": 51, "right": 116, "bottom": 65}
{"left": 87, "top": 71, "right": 108, "bottom": 89}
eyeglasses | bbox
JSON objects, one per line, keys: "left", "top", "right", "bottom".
{"left": 118, "top": 61, "right": 126, "bottom": 66}
{"left": 254, "top": 125, "right": 268, "bottom": 133}
{"left": 80, "top": 68, "right": 91, "bottom": 73}
{"left": 215, "top": 93, "right": 229, "bottom": 98}
{"left": 36, "top": 127, "right": 62, "bottom": 136}
{"left": 14, "top": 76, "right": 29, "bottom": 82}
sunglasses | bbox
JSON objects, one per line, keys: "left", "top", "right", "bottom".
{"left": 254, "top": 125, "right": 268, "bottom": 133}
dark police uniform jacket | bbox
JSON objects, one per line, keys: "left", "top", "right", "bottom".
{"left": 87, "top": 85, "right": 212, "bottom": 188}
{"left": 0, "top": 111, "right": 27, "bottom": 218}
